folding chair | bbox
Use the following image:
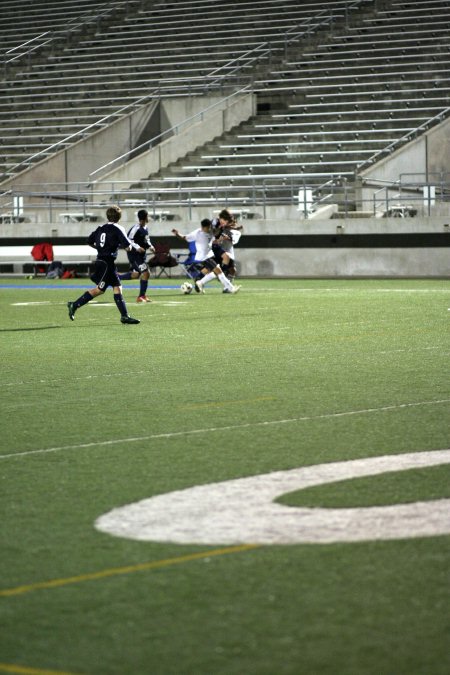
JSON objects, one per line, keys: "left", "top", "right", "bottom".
{"left": 147, "top": 242, "right": 178, "bottom": 278}
{"left": 176, "top": 241, "right": 203, "bottom": 281}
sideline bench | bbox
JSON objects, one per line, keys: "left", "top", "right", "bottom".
{"left": 0, "top": 245, "right": 97, "bottom": 276}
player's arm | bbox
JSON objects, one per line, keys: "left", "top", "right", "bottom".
{"left": 87, "top": 229, "right": 99, "bottom": 249}
{"left": 124, "top": 237, "right": 145, "bottom": 254}
{"left": 135, "top": 229, "right": 154, "bottom": 253}
{"left": 171, "top": 228, "right": 186, "bottom": 241}
{"left": 144, "top": 234, "right": 155, "bottom": 254}
{"left": 117, "top": 224, "right": 145, "bottom": 253}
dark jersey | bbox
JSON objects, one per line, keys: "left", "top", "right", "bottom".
{"left": 88, "top": 222, "right": 133, "bottom": 259}
{"left": 127, "top": 223, "right": 152, "bottom": 250}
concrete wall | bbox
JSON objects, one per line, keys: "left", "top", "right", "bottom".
{"left": 0, "top": 90, "right": 255, "bottom": 200}
{"left": 94, "top": 92, "right": 256, "bottom": 185}
{"left": 169, "top": 216, "right": 450, "bottom": 278}
{"left": 3, "top": 215, "right": 448, "bottom": 277}
{"left": 360, "top": 115, "right": 450, "bottom": 211}
{"left": 232, "top": 246, "right": 450, "bottom": 278}
{"left": 0, "top": 100, "right": 160, "bottom": 190}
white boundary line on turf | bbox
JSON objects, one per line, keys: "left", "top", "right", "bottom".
{"left": 241, "top": 288, "right": 450, "bottom": 293}
{"left": 1, "top": 398, "right": 449, "bottom": 461}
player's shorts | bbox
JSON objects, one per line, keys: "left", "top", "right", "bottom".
{"left": 90, "top": 258, "right": 121, "bottom": 291}
{"left": 212, "top": 244, "right": 225, "bottom": 265}
{"left": 127, "top": 252, "right": 148, "bottom": 274}
{"left": 198, "top": 257, "right": 218, "bottom": 272}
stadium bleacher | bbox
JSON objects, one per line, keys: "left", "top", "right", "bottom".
{"left": 136, "top": 0, "right": 450, "bottom": 206}
{"left": 0, "top": 0, "right": 449, "bottom": 216}
{"left": 0, "top": 0, "right": 369, "bottom": 180}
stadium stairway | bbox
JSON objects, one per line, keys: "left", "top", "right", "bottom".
{"left": 129, "top": 0, "right": 450, "bottom": 212}
{"left": 1, "top": 0, "right": 449, "bottom": 215}
{"left": 0, "top": 0, "right": 373, "bottom": 183}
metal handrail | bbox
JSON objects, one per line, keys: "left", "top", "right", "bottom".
{"left": 3, "top": 173, "right": 450, "bottom": 223}
{"left": 1, "top": 90, "right": 163, "bottom": 181}
{"left": 5, "top": 32, "right": 51, "bottom": 64}
{"left": 1, "top": 0, "right": 367, "bottom": 184}
{"left": 357, "top": 107, "right": 450, "bottom": 172}
{"left": 89, "top": 85, "right": 253, "bottom": 180}
{"left": 3, "top": 1, "right": 130, "bottom": 68}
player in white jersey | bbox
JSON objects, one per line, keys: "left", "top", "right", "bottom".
{"left": 172, "top": 219, "right": 241, "bottom": 294}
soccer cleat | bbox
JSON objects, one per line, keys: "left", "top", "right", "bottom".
{"left": 120, "top": 315, "right": 140, "bottom": 324}
{"left": 67, "top": 301, "right": 76, "bottom": 320}
{"left": 136, "top": 295, "right": 152, "bottom": 303}
{"left": 194, "top": 281, "right": 205, "bottom": 294}
{"left": 230, "top": 285, "right": 242, "bottom": 294}
{"left": 222, "top": 289, "right": 231, "bottom": 294}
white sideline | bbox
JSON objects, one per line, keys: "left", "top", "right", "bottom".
{"left": 1, "top": 398, "right": 449, "bottom": 460}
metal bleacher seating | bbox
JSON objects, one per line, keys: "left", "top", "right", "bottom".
{"left": 0, "top": 0, "right": 367, "bottom": 180}
{"left": 0, "top": 0, "right": 449, "bottom": 215}
{"left": 130, "top": 0, "right": 450, "bottom": 208}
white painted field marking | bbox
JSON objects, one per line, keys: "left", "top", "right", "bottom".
{"left": 1, "top": 399, "right": 449, "bottom": 460}
{"left": 12, "top": 301, "right": 53, "bottom": 306}
{"left": 95, "top": 450, "right": 450, "bottom": 545}
{"left": 243, "top": 288, "right": 450, "bottom": 294}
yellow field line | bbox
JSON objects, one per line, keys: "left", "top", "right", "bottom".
{"left": 0, "top": 664, "right": 78, "bottom": 675}
{"left": 0, "top": 544, "right": 259, "bottom": 598}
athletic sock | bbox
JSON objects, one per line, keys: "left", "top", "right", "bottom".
{"left": 218, "top": 272, "right": 233, "bottom": 291}
{"left": 140, "top": 279, "right": 148, "bottom": 296}
{"left": 73, "top": 291, "right": 94, "bottom": 310}
{"left": 200, "top": 271, "right": 216, "bottom": 286}
{"left": 119, "top": 272, "right": 132, "bottom": 280}
{"left": 114, "top": 293, "right": 128, "bottom": 317}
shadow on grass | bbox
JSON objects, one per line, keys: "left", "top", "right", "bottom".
{"left": 0, "top": 325, "right": 64, "bottom": 332}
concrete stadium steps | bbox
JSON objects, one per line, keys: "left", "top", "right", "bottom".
{"left": 0, "top": 0, "right": 370, "bottom": 180}
{"left": 141, "top": 0, "right": 449, "bottom": 203}
{"left": 2, "top": 0, "right": 449, "bottom": 194}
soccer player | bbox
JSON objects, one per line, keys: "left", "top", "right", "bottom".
{"left": 67, "top": 205, "right": 144, "bottom": 324}
{"left": 171, "top": 219, "right": 241, "bottom": 294}
{"left": 119, "top": 209, "right": 155, "bottom": 303}
{"left": 211, "top": 209, "right": 242, "bottom": 286}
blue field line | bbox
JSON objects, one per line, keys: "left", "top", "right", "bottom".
{"left": 0, "top": 283, "right": 176, "bottom": 290}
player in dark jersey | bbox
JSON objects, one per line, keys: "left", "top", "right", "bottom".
{"left": 119, "top": 209, "right": 154, "bottom": 303}
{"left": 67, "top": 205, "right": 144, "bottom": 324}
{"left": 211, "top": 208, "right": 242, "bottom": 283}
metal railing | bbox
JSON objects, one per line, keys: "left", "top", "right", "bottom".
{"left": 89, "top": 86, "right": 253, "bottom": 180}
{"left": 2, "top": 171, "right": 449, "bottom": 223}
{"left": 356, "top": 107, "right": 450, "bottom": 173}
{"left": 89, "top": 0, "right": 370, "bottom": 182}
{"left": 1, "top": 0, "right": 369, "bottom": 183}
{"left": 3, "top": 1, "right": 133, "bottom": 73}
{"left": 369, "top": 173, "right": 450, "bottom": 217}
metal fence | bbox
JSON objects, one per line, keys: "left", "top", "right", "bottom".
{"left": 1, "top": 173, "right": 449, "bottom": 224}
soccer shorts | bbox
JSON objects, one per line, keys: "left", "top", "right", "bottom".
{"left": 90, "top": 258, "right": 121, "bottom": 290}
{"left": 199, "top": 257, "right": 218, "bottom": 272}
{"left": 127, "top": 252, "right": 148, "bottom": 274}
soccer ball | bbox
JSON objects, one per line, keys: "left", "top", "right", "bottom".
{"left": 180, "top": 281, "right": 193, "bottom": 295}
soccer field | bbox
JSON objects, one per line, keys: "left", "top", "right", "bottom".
{"left": 1, "top": 277, "right": 449, "bottom": 675}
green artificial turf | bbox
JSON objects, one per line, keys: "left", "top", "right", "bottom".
{"left": 0, "top": 277, "right": 449, "bottom": 675}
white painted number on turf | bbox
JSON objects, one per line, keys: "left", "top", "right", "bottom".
{"left": 95, "top": 450, "right": 450, "bottom": 545}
